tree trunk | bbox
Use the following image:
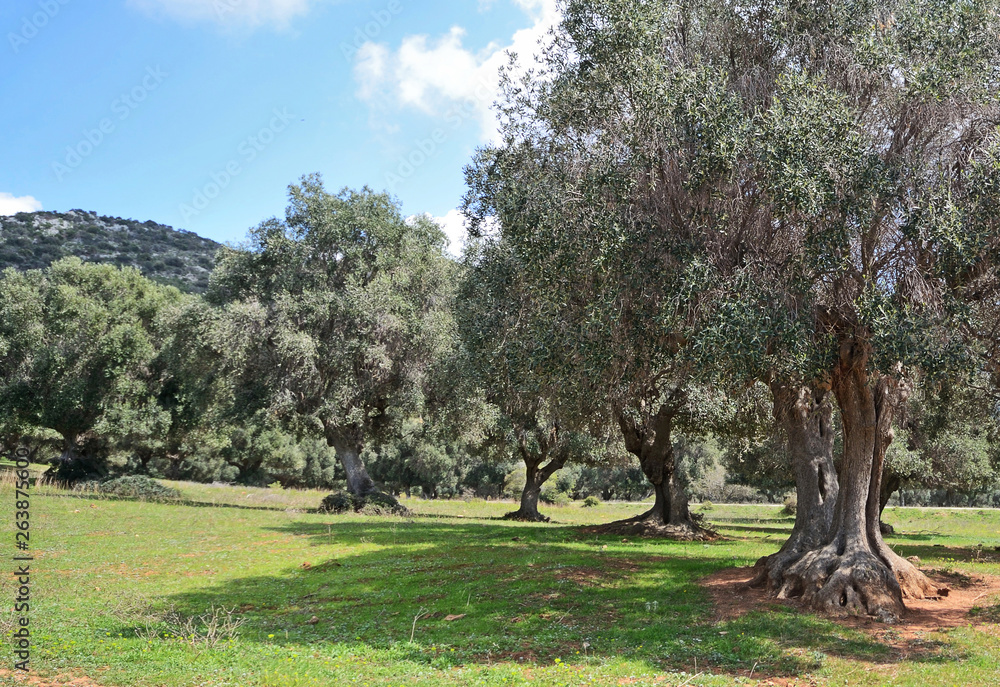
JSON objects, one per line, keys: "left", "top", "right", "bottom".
{"left": 774, "top": 346, "right": 946, "bottom": 621}
{"left": 504, "top": 435, "right": 568, "bottom": 522}
{"left": 605, "top": 401, "right": 710, "bottom": 538}
{"left": 59, "top": 432, "right": 79, "bottom": 465}
{"left": 751, "top": 382, "right": 839, "bottom": 591}
{"left": 335, "top": 442, "right": 378, "bottom": 496}
{"left": 879, "top": 471, "right": 902, "bottom": 535}
{"left": 324, "top": 424, "right": 400, "bottom": 506}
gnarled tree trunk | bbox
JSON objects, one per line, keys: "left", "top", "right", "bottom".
{"left": 324, "top": 424, "right": 397, "bottom": 502}
{"left": 772, "top": 344, "right": 946, "bottom": 621}
{"left": 604, "top": 399, "right": 711, "bottom": 539}
{"left": 504, "top": 433, "right": 569, "bottom": 522}
{"left": 751, "top": 381, "right": 838, "bottom": 590}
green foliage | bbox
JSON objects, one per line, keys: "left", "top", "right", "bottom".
{"left": 582, "top": 495, "right": 601, "bottom": 508}
{"left": 318, "top": 490, "right": 407, "bottom": 515}
{"left": 207, "top": 175, "right": 462, "bottom": 495}
{"left": 318, "top": 491, "right": 357, "bottom": 514}
{"left": 0, "top": 258, "right": 180, "bottom": 480}
{"left": 886, "top": 376, "right": 1000, "bottom": 498}
{"left": 539, "top": 484, "right": 571, "bottom": 506}
{"left": 97, "top": 475, "right": 181, "bottom": 501}
{"left": 573, "top": 463, "right": 652, "bottom": 501}
{"left": 460, "top": 0, "right": 749, "bottom": 504}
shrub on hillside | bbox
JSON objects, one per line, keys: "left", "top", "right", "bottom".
{"left": 318, "top": 491, "right": 408, "bottom": 515}
{"left": 98, "top": 475, "right": 181, "bottom": 501}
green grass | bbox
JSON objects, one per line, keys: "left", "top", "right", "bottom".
{"left": 6, "top": 482, "right": 1000, "bottom": 686}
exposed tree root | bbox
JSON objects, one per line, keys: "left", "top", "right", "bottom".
{"left": 748, "top": 543, "right": 809, "bottom": 592}
{"left": 584, "top": 510, "right": 717, "bottom": 540}
{"left": 778, "top": 544, "right": 906, "bottom": 621}
{"left": 502, "top": 509, "right": 550, "bottom": 523}
{"left": 880, "top": 545, "right": 949, "bottom": 600}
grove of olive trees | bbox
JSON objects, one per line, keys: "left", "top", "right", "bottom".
{"left": 2, "top": 0, "right": 999, "bottom": 627}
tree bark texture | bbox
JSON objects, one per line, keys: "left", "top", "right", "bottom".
{"left": 773, "top": 343, "right": 946, "bottom": 621}
{"left": 751, "top": 381, "right": 839, "bottom": 590}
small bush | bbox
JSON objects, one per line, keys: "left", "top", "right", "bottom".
{"left": 540, "top": 486, "right": 572, "bottom": 507}
{"left": 98, "top": 476, "right": 181, "bottom": 501}
{"left": 318, "top": 491, "right": 408, "bottom": 515}
{"left": 700, "top": 500, "right": 714, "bottom": 511}
{"left": 318, "top": 492, "right": 360, "bottom": 514}
{"left": 782, "top": 494, "right": 797, "bottom": 516}
{"left": 582, "top": 495, "right": 601, "bottom": 508}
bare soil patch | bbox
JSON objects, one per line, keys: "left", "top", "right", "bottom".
{"left": 701, "top": 564, "right": 1000, "bottom": 658}
{"left": 0, "top": 669, "right": 101, "bottom": 686}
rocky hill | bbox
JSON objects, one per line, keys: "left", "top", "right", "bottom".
{"left": 0, "top": 210, "right": 221, "bottom": 293}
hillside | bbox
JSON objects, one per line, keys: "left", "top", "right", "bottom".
{"left": 0, "top": 210, "right": 221, "bottom": 293}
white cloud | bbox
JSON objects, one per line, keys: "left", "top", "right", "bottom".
{"left": 127, "top": 0, "right": 319, "bottom": 29}
{"left": 409, "top": 210, "right": 468, "bottom": 257}
{"left": 0, "top": 193, "right": 42, "bottom": 216}
{"left": 433, "top": 209, "right": 469, "bottom": 256}
{"left": 354, "top": 0, "right": 560, "bottom": 141}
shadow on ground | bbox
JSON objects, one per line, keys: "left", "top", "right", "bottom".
{"left": 99, "top": 516, "right": 959, "bottom": 680}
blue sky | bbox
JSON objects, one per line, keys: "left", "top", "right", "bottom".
{"left": 0, "top": 0, "right": 558, "bottom": 253}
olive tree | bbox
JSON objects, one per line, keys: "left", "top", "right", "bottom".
{"left": 0, "top": 258, "right": 178, "bottom": 480}
{"left": 458, "top": 233, "right": 599, "bottom": 521}
{"left": 882, "top": 377, "right": 1000, "bottom": 514}
{"left": 207, "top": 175, "right": 459, "bottom": 504}
{"left": 696, "top": 0, "right": 1000, "bottom": 618}
{"left": 461, "top": 6, "right": 724, "bottom": 535}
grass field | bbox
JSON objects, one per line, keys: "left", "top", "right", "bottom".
{"left": 4, "top": 477, "right": 1000, "bottom": 687}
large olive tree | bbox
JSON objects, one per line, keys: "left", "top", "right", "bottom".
{"left": 694, "top": 0, "right": 1000, "bottom": 618}
{"left": 207, "top": 175, "right": 459, "bottom": 503}
{"left": 0, "top": 258, "right": 178, "bottom": 479}
{"left": 472, "top": 0, "right": 1000, "bottom": 614}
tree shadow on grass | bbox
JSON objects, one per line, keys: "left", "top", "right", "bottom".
{"left": 39, "top": 490, "right": 299, "bottom": 513}
{"left": 709, "top": 524, "right": 795, "bottom": 536}
{"left": 93, "top": 518, "right": 949, "bottom": 681}
{"left": 882, "top": 541, "right": 1000, "bottom": 564}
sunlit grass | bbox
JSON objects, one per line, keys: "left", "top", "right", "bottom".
{"left": 6, "top": 479, "right": 1000, "bottom": 686}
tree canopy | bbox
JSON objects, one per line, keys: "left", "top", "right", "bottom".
{"left": 206, "top": 174, "right": 461, "bottom": 502}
